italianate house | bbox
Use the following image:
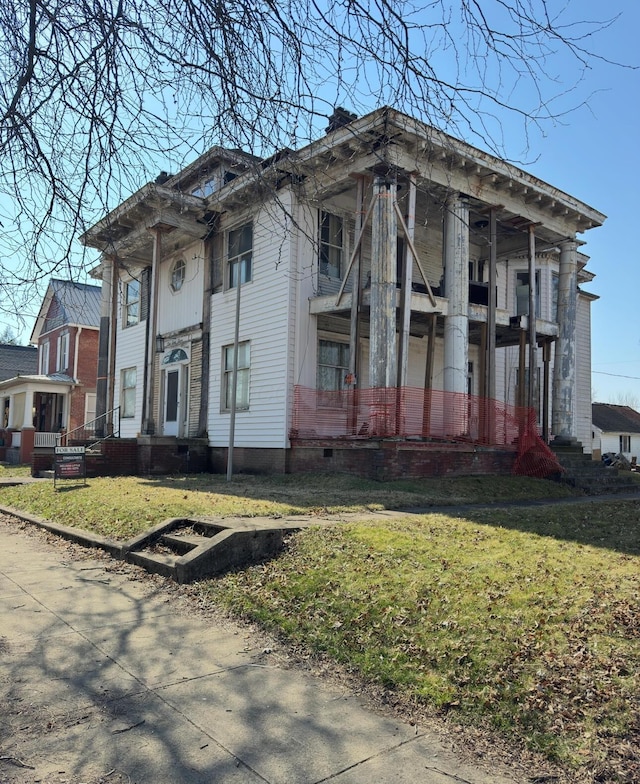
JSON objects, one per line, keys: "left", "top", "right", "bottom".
{"left": 80, "top": 107, "right": 604, "bottom": 478}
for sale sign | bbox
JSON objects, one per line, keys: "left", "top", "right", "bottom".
{"left": 54, "top": 446, "right": 87, "bottom": 486}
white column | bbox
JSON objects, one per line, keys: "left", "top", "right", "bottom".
{"left": 22, "top": 389, "right": 34, "bottom": 428}
{"left": 552, "top": 239, "right": 579, "bottom": 442}
{"left": 443, "top": 195, "right": 470, "bottom": 396}
{"left": 368, "top": 178, "right": 398, "bottom": 389}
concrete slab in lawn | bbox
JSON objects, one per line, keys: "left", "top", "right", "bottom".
{"left": 0, "top": 591, "right": 73, "bottom": 639}
{"left": 159, "top": 665, "right": 419, "bottom": 784}
{"left": 3, "top": 690, "right": 266, "bottom": 784}
{"left": 0, "top": 631, "right": 144, "bottom": 714}
{"left": 328, "top": 727, "right": 518, "bottom": 784}
{"left": 88, "top": 620, "right": 257, "bottom": 688}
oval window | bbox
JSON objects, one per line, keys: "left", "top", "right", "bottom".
{"left": 170, "top": 259, "right": 186, "bottom": 292}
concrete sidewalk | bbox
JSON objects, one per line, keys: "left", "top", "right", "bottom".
{"left": 0, "top": 520, "right": 520, "bottom": 784}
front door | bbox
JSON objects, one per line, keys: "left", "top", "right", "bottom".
{"left": 163, "top": 369, "right": 180, "bottom": 436}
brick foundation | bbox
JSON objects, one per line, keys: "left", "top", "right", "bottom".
{"left": 287, "top": 440, "right": 516, "bottom": 480}
{"left": 209, "top": 447, "right": 288, "bottom": 475}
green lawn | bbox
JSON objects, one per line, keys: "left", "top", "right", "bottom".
{"left": 201, "top": 502, "right": 640, "bottom": 780}
{"left": 0, "top": 472, "right": 577, "bottom": 540}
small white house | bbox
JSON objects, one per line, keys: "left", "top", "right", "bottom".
{"left": 592, "top": 403, "right": 640, "bottom": 463}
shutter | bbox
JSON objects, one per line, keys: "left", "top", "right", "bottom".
{"left": 140, "top": 267, "right": 151, "bottom": 321}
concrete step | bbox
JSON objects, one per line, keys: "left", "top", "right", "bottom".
{"left": 125, "top": 518, "right": 287, "bottom": 583}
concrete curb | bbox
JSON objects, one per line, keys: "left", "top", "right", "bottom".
{"left": 0, "top": 503, "right": 124, "bottom": 557}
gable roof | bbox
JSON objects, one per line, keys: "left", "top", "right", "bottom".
{"left": 0, "top": 344, "right": 38, "bottom": 382}
{"left": 592, "top": 403, "right": 640, "bottom": 434}
{"left": 30, "top": 279, "right": 101, "bottom": 343}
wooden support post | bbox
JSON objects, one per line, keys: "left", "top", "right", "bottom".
{"left": 479, "top": 322, "right": 487, "bottom": 442}
{"left": 349, "top": 176, "right": 365, "bottom": 434}
{"left": 486, "top": 208, "right": 497, "bottom": 443}
{"left": 423, "top": 313, "right": 437, "bottom": 436}
{"left": 518, "top": 328, "right": 526, "bottom": 409}
{"left": 527, "top": 225, "right": 537, "bottom": 411}
{"left": 542, "top": 339, "right": 552, "bottom": 442}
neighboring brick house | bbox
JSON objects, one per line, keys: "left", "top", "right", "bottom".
{"left": 592, "top": 403, "right": 640, "bottom": 463}
{"left": 0, "top": 279, "right": 101, "bottom": 463}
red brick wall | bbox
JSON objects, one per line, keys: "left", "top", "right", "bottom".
{"left": 74, "top": 329, "right": 99, "bottom": 385}
{"left": 287, "top": 441, "right": 516, "bottom": 480}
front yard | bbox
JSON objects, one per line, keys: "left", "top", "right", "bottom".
{"left": 1, "top": 470, "right": 638, "bottom": 780}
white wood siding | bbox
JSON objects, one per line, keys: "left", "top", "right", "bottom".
{"left": 600, "top": 433, "right": 640, "bottom": 461}
{"left": 156, "top": 241, "right": 205, "bottom": 335}
{"left": 575, "top": 294, "right": 592, "bottom": 452}
{"left": 114, "top": 272, "right": 146, "bottom": 438}
{"left": 208, "top": 193, "right": 293, "bottom": 448}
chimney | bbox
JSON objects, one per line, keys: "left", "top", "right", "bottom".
{"left": 325, "top": 107, "right": 358, "bottom": 134}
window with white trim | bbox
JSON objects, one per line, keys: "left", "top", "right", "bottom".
{"left": 318, "top": 339, "right": 350, "bottom": 405}
{"left": 319, "top": 212, "right": 343, "bottom": 279}
{"left": 39, "top": 340, "right": 50, "bottom": 374}
{"left": 124, "top": 279, "right": 140, "bottom": 327}
{"left": 223, "top": 342, "right": 250, "bottom": 410}
{"left": 56, "top": 332, "right": 69, "bottom": 372}
{"left": 228, "top": 223, "right": 252, "bottom": 288}
{"left": 620, "top": 435, "right": 631, "bottom": 453}
{"left": 121, "top": 367, "right": 137, "bottom": 418}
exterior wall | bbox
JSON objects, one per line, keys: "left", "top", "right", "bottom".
{"left": 114, "top": 270, "right": 147, "bottom": 438}
{"left": 575, "top": 294, "right": 592, "bottom": 452}
{"left": 156, "top": 240, "right": 205, "bottom": 333}
{"left": 74, "top": 329, "right": 99, "bottom": 385}
{"left": 600, "top": 432, "right": 640, "bottom": 461}
{"left": 288, "top": 441, "right": 516, "bottom": 480}
{"left": 208, "top": 192, "right": 294, "bottom": 449}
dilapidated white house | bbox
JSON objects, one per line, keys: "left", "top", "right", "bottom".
{"left": 80, "top": 107, "right": 603, "bottom": 477}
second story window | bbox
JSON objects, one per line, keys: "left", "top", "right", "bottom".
{"left": 39, "top": 340, "right": 50, "bottom": 375}
{"left": 125, "top": 279, "right": 140, "bottom": 327}
{"left": 515, "top": 271, "right": 541, "bottom": 318}
{"left": 320, "top": 212, "right": 343, "bottom": 279}
{"left": 228, "top": 223, "right": 253, "bottom": 288}
{"left": 56, "top": 332, "right": 69, "bottom": 372}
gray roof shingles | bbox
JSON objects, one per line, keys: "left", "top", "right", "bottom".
{"left": 0, "top": 344, "right": 38, "bottom": 382}
{"left": 592, "top": 403, "right": 640, "bottom": 434}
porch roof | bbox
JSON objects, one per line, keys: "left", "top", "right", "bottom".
{"left": 0, "top": 373, "right": 76, "bottom": 394}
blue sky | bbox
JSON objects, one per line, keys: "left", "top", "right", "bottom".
{"left": 516, "top": 2, "right": 640, "bottom": 405}
{"left": 5, "top": 1, "right": 639, "bottom": 405}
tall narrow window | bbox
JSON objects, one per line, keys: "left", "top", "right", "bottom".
{"left": 620, "top": 435, "right": 631, "bottom": 453}
{"left": 318, "top": 339, "right": 350, "bottom": 405}
{"left": 228, "top": 223, "right": 253, "bottom": 288}
{"left": 121, "top": 367, "right": 137, "bottom": 418}
{"left": 515, "top": 271, "right": 541, "bottom": 317}
{"left": 56, "top": 332, "right": 69, "bottom": 372}
{"left": 39, "top": 341, "right": 50, "bottom": 374}
{"left": 319, "top": 212, "right": 343, "bottom": 279}
{"left": 223, "top": 342, "right": 250, "bottom": 410}
{"left": 125, "top": 279, "right": 140, "bottom": 326}
{"left": 552, "top": 272, "right": 559, "bottom": 322}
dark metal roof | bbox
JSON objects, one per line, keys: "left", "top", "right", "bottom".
{"left": 592, "top": 403, "right": 640, "bottom": 434}
{"left": 0, "top": 344, "right": 38, "bottom": 382}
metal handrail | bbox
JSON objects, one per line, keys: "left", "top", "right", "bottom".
{"left": 57, "top": 406, "right": 121, "bottom": 447}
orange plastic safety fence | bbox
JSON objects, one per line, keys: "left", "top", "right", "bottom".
{"left": 290, "top": 386, "right": 563, "bottom": 479}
